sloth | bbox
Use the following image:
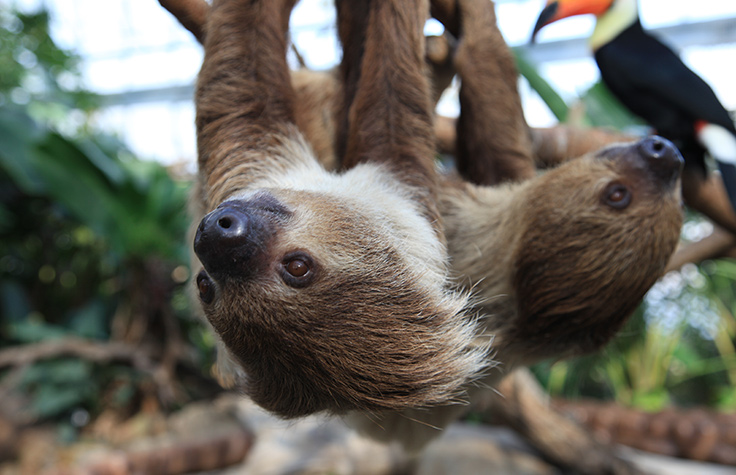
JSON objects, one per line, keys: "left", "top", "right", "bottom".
{"left": 346, "top": 135, "right": 684, "bottom": 450}
{"left": 192, "top": 0, "right": 489, "bottom": 420}
{"left": 184, "top": 0, "right": 684, "bottom": 451}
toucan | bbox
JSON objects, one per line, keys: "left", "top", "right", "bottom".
{"left": 531, "top": 0, "right": 736, "bottom": 213}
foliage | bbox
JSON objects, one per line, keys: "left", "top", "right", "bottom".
{"left": 0, "top": 6, "right": 215, "bottom": 432}
{"left": 2, "top": 1, "right": 734, "bottom": 439}
{"left": 514, "top": 50, "right": 569, "bottom": 123}
{"left": 0, "top": 7, "right": 97, "bottom": 129}
{"left": 522, "top": 58, "right": 736, "bottom": 412}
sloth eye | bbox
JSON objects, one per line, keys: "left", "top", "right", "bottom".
{"left": 603, "top": 184, "right": 631, "bottom": 209}
{"left": 197, "top": 271, "right": 215, "bottom": 304}
{"left": 280, "top": 253, "right": 315, "bottom": 288}
{"left": 285, "top": 259, "right": 309, "bottom": 277}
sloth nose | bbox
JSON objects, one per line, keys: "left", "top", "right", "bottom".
{"left": 194, "top": 204, "right": 265, "bottom": 280}
{"left": 205, "top": 207, "right": 250, "bottom": 244}
{"left": 637, "top": 136, "right": 683, "bottom": 184}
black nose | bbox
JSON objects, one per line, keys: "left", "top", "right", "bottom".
{"left": 194, "top": 203, "right": 271, "bottom": 280}
{"left": 637, "top": 136, "right": 683, "bottom": 184}
{"left": 204, "top": 207, "right": 250, "bottom": 244}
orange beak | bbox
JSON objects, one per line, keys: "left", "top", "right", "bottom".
{"left": 531, "top": 0, "right": 614, "bottom": 42}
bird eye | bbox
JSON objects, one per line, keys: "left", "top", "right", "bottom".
{"left": 280, "top": 252, "right": 316, "bottom": 288}
{"left": 603, "top": 183, "right": 632, "bottom": 209}
{"left": 197, "top": 271, "right": 215, "bottom": 304}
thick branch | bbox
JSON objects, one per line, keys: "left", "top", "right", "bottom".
{"left": 529, "top": 126, "right": 635, "bottom": 167}
{"left": 666, "top": 226, "right": 736, "bottom": 273}
{"left": 490, "top": 369, "right": 639, "bottom": 474}
{"left": 0, "top": 338, "right": 154, "bottom": 370}
{"left": 435, "top": 118, "right": 636, "bottom": 164}
{"left": 83, "top": 429, "right": 254, "bottom": 474}
{"left": 682, "top": 171, "right": 736, "bottom": 236}
{"left": 0, "top": 338, "right": 183, "bottom": 406}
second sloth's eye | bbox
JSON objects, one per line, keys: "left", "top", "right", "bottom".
{"left": 279, "top": 253, "right": 316, "bottom": 288}
{"left": 603, "top": 184, "right": 632, "bottom": 210}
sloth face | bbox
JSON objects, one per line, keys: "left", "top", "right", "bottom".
{"left": 192, "top": 183, "right": 488, "bottom": 418}
{"left": 509, "top": 136, "right": 684, "bottom": 358}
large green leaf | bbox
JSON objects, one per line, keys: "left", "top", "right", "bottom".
{"left": 0, "top": 106, "right": 189, "bottom": 261}
{"left": 514, "top": 48, "right": 569, "bottom": 122}
{"left": 0, "top": 107, "right": 47, "bottom": 194}
{"left": 579, "top": 81, "right": 644, "bottom": 130}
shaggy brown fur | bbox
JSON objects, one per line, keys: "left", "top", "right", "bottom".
{"left": 447, "top": 0, "right": 537, "bottom": 185}
{"left": 184, "top": 0, "right": 683, "bottom": 452}
{"left": 443, "top": 139, "right": 684, "bottom": 364}
{"left": 191, "top": 0, "right": 488, "bottom": 419}
{"left": 246, "top": 0, "right": 683, "bottom": 448}
{"left": 347, "top": 136, "right": 683, "bottom": 450}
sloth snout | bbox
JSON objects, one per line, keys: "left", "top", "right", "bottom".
{"left": 636, "top": 135, "right": 683, "bottom": 185}
{"left": 206, "top": 207, "right": 250, "bottom": 244}
{"left": 194, "top": 203, "right": 271, "bottom": 280}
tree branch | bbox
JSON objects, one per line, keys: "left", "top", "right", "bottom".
{"left": 529, "top": 126, "right": 635, "bottom": 168}
{"left": 0, "top": 338, "right": 182, "bottom": 406}
{"left": 0, "top": 338, "right": 153, "bottom": 369}
{"left": 666, "top": 226, "right": 736, "bottom": 273}
{"left": 682, "top": 172, "right": 736, "bottom": 236}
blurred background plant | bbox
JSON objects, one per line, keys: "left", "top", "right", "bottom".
{"left": 517, "top": 49, "right": 736, "bottom": 414}
{"left": 0, "top": 5, "right": 218, "bottom": 451}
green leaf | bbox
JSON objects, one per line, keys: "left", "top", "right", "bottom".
{"left": 7, "top": 318, "right": 68, "bottom": 343}
{"left": 514, "top": 48, "right": 569, "bottom": 122}
{"left": 75, "top": 137, "right": 126, "bottom": 185}
{"left": 21, "top": 359, "right": 91, "bottom": 386}
{"left": 0, "top": 107, "right": 47, "bottom": 194}
{"left": 579, "top": 82, "right": 643, "bottom": 130}
{"left": 31, "top": 381, "right": 93, "bottom": 418}
{"left": 66, "top": 299, "right": 110, "bottom": 339}
{"left": 630, "top": 389, "right": 669, "bottom": 412}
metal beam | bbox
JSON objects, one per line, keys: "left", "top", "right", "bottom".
{"left": 98, "top": 84, "right": 195, "bottom": 107}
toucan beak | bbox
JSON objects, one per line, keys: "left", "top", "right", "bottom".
{"left": 531, "top": 0, "right": 614, "bottom": 43}
{"left": 531, "top": 1, "right": 559, "bottom": 43}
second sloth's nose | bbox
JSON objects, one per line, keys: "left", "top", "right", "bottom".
{"left": 637, "top": 135, "right": 683, "bottom": 185}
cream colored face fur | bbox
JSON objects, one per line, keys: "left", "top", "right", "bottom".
{"left": 244, "top": 160, "right": 448, "bottom": 294}
{"left": 193, "top": 140, "right": 489, "bottom": 419}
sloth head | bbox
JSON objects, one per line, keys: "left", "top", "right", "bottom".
{"left": 192, "top": 168, "right": 488, "bottom": 418}
{"left": 509, "top": 136, "right": 683, "bottom": 359}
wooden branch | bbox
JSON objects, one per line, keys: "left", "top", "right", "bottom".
{"left": 529, "top": 126, "right": 635, "bottom": 168}
{"left": 682, "top": 171, "right": 736, "bottom": 236}
{"left": 554, "top": 399, "right": 736, "bottom": 465}
{"left": 489, "top": 369, "right": 640, "bottom": 474}
{"left": 0, "top": 338, "right": 154, "bottom": 370}
{"left": 158, "top": 0, "right": 209, "bottom": 43}
{"left": 434, "top": 118, "right": 636, "bottom": 165}
{"left": 0, "top": 338, "right": 182, "bottom": 406}
{"left": 82, "top": 429, "right": 253, "bottom": 475}
{"left": 666, "top": 226, "right": 736, "bottom": 273}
